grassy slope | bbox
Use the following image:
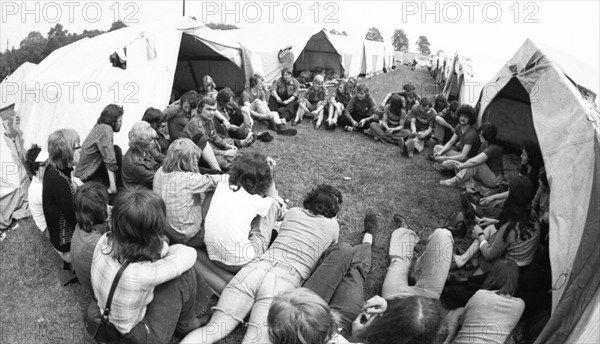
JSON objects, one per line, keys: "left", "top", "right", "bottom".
{"left": 0, "top": 66, "right": 463, "bottom": 343}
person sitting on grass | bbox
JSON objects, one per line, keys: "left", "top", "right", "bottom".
{"left": 432, "top": 104, "right": 480, "bottom": 172}
{"left": 181, "top": 97, "right": 242, "bottom": 171}
{"left": 91, "top": 188, "right": 210, "bottom": 343}
{"left": 403, "top": 97, "right": 437, "bottom": 158}
{"left": 443, "top": 259, "right": 524, "bottom": 344}
{"left": 202, "top": 152, "right": 284, "bottom": 276}
{"left": 434, "top": 101, "right": 460, "bottom": 144}
{"left": 122, "top": 122, "right": 161, "bottom": 189}
{"left": 433, "top": 94, "right": 449, "bottom": 113}
{"left": 163, "top": 91, "right": 198, "bottom": 141}
{"left": 452, "top": 176, "right": 540, "bottom": 275}
{"left": 380, "top": 83, "right": 419, "bottom": 107}
{"left": 141, "top": 107, "right": 170, "bottom": 161}
{"left": 75, "top": 104, "right": 123, "bottom": 194}
{"left": 439, "top": 123, "right": 503, "bottom": 188}
{"left": 242, "top": 73, "right": 297, "bottom": 136}
{"left": 216, "top": 87, "right": 255, "bottom": 144}
{"left": 198, "top": 75, "right": 218, "bottom": 100}
{"left": 153, "top": 138, "right": 226, "bottom": 246}
{"left": 366, "top": 94, "right": 410, "bottom": 145}
{"left": 25, "top": 145, "right": 48, "bottom": 235}
{"left": 339, "top": 84, "right": 378, "bottom": 132}
{"left": 325, "top": 81, "right": 352, "bottom": 130}
{"left": 181, "top": 184, "right": 342, "bottom": 344}
{"left": 469, "top": 140, "right": 543, "bottom": 218}
{"left": 71, "top": 181, "right": 110, "bottom": 298}
{"left": 268, "top": 68, "right": 301, "bottom": 122}
{"left": 293, "top": 74, "right": 326, "bottom": 128}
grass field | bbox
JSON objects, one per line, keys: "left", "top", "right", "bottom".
{"left": 0, "top": 66, "right": 464, "bottom": 344}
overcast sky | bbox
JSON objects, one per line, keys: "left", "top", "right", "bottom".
{"left": 2, "top": 1, "right": 599, "bottom": 90}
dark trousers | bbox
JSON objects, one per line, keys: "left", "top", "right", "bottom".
{"left": 123, "top": 265, "right": 212, "bottom": 343}
{"left": 303, "top": 242, "right": 372, "bottom": 337}
{"left": 86, "top": 145, "right": 123, "bottom": 188}
{"left": 337, "top": 114, "right": 377, "bottom": 133}
{"left": 268, "top": 96, "right": 298, "bottom": 121}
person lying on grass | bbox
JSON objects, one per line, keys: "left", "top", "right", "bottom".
{"left": 181, "top": 184, "right": 342, "bottom": 344}
{"left": 432, "top": 104, "right": 480, "bottom": 172}
{"left": 443, "top": 259, "right": 524, "bottom": 344}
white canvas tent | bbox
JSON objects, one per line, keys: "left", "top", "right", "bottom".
{"left": 476, "top": 39, "right": 600, "bottom": 344}
{"left": 329, "top": 34, "right": 364, "bottom": 78}
{"left": 362, "top": 40, "right": 387, "bottom": 76}
{"left": 442, "top": 53, "right": 480, "bottom": 104}
{"left": 15, "top": 17, "right": 257, "bottom": 150}
{"left": 1, "top": 62, "right": 37, "bottom": 110}
{"left": 220, "top": 26, "right": 343, "bottom": 83}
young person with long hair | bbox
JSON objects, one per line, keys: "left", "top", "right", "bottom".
{"left": 75, "top": 104, "right": 123, "bottom": 194}
{"left": 182, "top": 184, "right": 342, "bottom": 344}
{"left": 444, "top": 259, "right": 524, "bottom": 344}
{"left": 152, "top": 138, "right": 226, "bottom": 245}
{"left": 293, "top": 74, "right": 326, "bottom": 128}
{"left": 453, "top": 175, "right": 540, "bottom": 273}
{"left": 440, "top": 122, "right": 504, "bottom": 188}
{"left": 325, "top": 81, "right": 352, "bottom": 130}
{"left": 403, "top": 97, "right": 437, "bottom": 158}
{"left": 366, "top": 94, "right": 410, "bottom": 145}
{"left": 339, "top": 84, "right": 378, "bottom": 132}
{"left": 43, "top": 129, "right": 82, "bottom": 264}
{"left": 71, "top": 181, "right": 110, "bottom": 298}
{"left": 432, "top": 104, "right": 480, "bottom": 172}
{"left": 91, "top": 188, "right": 209, "bottom": 343}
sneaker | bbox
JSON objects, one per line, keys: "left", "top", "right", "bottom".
{"left": 344, "top": 126, "right": 354, "bottom": 132}
{"left": 276, "top": 124, "right": 297, "bottom": 136}
{"left": 268, "top": 120, "right": 278, "bottom": 131}
{"left": 330, "top": 122, "right": 337, "bottom": 130}
{"left": 363, "top": 211, "right": 379, "bottom": 235}
{"left": 392, "top": 214, "right": 408, "bottom": 228}
{"left": 397, "top": 138, "right": 406, "bottom": 154}
{"left": 257, "top": 132, "right": 274, "bottom": 142}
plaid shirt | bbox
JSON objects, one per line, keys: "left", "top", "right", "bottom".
{"left": 153, "top": 167, "right": 227, "bottom": 243}
{"left": 75, "top": 123, "right": 117, "bottom": 181}
{"left": 91, "top": 234, "right": 197, "bottom": 334}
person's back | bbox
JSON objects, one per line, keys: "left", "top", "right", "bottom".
{"left": 451, "top": 290, "right": 524, "bottom": 344}
{"left": 266, "top": 207, "right": 340, "bottom": 278}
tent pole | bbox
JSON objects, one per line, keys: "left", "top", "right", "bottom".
{"left": 182, "top": 0, "right": 185, "bottom": 16}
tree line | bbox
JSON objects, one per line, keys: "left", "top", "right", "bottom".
{"left": 365, "top": 27, "right": 431, "bottom": 55}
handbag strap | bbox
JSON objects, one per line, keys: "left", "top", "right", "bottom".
{"left": 102, "top": 261, "right": 131, "bottom": 318}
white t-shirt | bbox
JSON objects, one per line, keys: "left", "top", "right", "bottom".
{"left": 28, "top": 176, "right": 47, "bottom": 232}
{"left": 204, "top": 183, "right": 274, "bottom": 266}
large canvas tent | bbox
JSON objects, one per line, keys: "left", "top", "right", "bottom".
{"left": 329, "top": 34, "right": 364, "bottom": 78}
{"left": 15, "top": 17, "right": 257, "bottom": 149}
{"left": 221, "top": 26, "right": 343, "bottom": 83}
{"left": 442, "top": 53, "right": 481, "bottom": 105}
{"left": 476, "top": 39, "right": 600, "bottom": 344}
{"left": 1, "top": 62, "right": 37, "bottom": 110}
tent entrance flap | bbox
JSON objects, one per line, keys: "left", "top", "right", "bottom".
{"left": 173, "top": 33, "right": 246, "bottom": 94}
{"left": 482, "top": 77, "right": 539, "bottom": 149}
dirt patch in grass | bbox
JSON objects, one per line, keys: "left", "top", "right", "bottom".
{"left": 0, "top": 65, "right": 469, "bottom": 343}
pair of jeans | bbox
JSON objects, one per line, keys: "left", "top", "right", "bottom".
{"left": 433, "top": 144, "right": 462, "bottom": 170}
{"left": 212, "top": 259, "right": 303, "bottom": 343}
{"left": 268, "top": 96, "right": 298, "bottom": 121}
{"left": 303, "top": 242, "right": 372, "bottom": 337}
{"left": 123, "top": 265, "right": 212, "bottom": 344}
{"left": 382, "top": 228, "right": 453, "bottom": 300}
{"left": 368, "top": 122, "right": 411, "bottom": 144}
{"left": 337, "top": 114, "right": 377, "bottom": 133}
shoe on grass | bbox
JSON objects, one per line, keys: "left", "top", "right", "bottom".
{"left": 392, "top": 214, "right": 408, "bottom": 228}
{"left": 439, "top": 178, "right": 457, "bottom": 187}
{"left": 363, "top": 210, "right": 379, "bottom": 235}
{"left": 276, "top": 124, "right": 297, "bottom": 136}
{"left": 256, "top": 132, "right": 274, "bottom": 142}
